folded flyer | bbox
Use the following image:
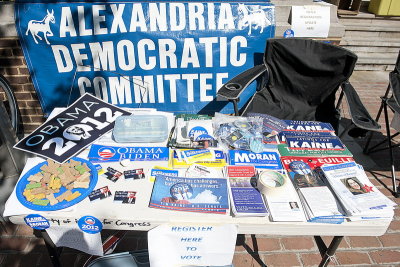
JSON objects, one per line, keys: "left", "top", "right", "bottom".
{"left": 321, "top": 162, "right": 396, "bottom": 217}
{"left": 226, "top": 166, "right": 268, "bottom": 217}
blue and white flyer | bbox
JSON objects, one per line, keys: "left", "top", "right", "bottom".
{"left": 226, "top": 166, "right": 268, "bottom": 217}
{"left": 321, "top": 162, "right": 396, "bottom": 218}
{"left": 149, "top": 175, "right": 229, "bottom": 214}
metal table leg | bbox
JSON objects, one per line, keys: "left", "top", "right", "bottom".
{"left": 41, "top": 230, "right": 63, "bottom": 267}
{"left": 315, "top": 235, "right": 343, "bottom": 267}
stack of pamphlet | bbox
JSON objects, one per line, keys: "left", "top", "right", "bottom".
{"left": 168, "top": 114, "right": 218, "bottom": 149}
{"left": 281, "top": 156, "right": 355, "bottom": 223}
{"left": 321, "top": 162, "right": 396, "bottom": 221}
{"left": 278, "top": 120, "right": 353, "bottom": 157}
{"left": 258, "top": 168, "right": 307, "bottom": 222}
{"left": 149, "top": 175, "right": 229, "bottom": 214}
{"left": 225, "top": 166, "right": 268, "bottom": 217}
{"left": 228, "top": 149, "right": 307, "bottom": 221}
{"left": 279, "top": 120, "right": 347, "bottom": 150}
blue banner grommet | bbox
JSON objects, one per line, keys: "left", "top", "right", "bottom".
{"left": 78, "top": 215, "right": 103, "bottom": 234}
{"left": 24, "top": 214, "right": 50, "bottom": 230}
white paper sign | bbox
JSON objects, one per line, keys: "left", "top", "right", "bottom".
{"left": 46, "top": 226, "right": 103, "bottom": 256}
{"left": 291, "top": 5, "right": 330, "bottom": 38}
{"left": 148, "top": 224, "right": 237, "bottom": 267}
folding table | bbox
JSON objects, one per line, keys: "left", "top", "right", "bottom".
{"left": 6, "top": 158, "right": 392, "bottom": 267}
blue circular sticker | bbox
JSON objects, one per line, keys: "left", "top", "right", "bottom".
{"left": 289, "top": 161, "right": 312, "bottom": 175}
{"left": 194, "top": 134, "right": 214, "bottom": 141}
{"left": 188, "top": 126, "right": 208, "bottom": 138}
{"left": 283, "top": 29, "right": 294, "bottom": 38}
{"left": 78, "top": 216, "right": 103, "bottom": 234}
{"left": 24, "top": 214, "right": 50, "bottom": 230}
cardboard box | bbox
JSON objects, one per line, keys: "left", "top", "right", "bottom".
{"left": 369, "top": 0, "right": 400, "bottom": 16}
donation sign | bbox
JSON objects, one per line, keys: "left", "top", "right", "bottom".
{"left": 15, "top": 0, "right": 275, "bottom": 116}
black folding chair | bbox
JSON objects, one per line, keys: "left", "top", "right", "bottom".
{"left": 0, "top": 73, "right": 26, "bottom": 229}
{"left": 364, "top": 50, "right": 400, "bottom": 197}
{"left": 217, "top": 38, "right": 381, "bottom": 267}
{"left": 217, "top": 38, "right": 380, "bottom": 138}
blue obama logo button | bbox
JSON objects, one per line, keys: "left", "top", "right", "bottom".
{"left": 78, "top": 215, "right": 103, "bottom": 234}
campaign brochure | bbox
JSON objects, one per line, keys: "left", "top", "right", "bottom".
{"left": 226, "top": 166, "right": 268, "bottom": 217}
{"left": 14, "top": 93, "right": 131, "bottom": 163}
{"left": 149, "top": 175, "right": 229, "bottom": 214}
{"left": 228, "top": 150, "right": 282, "bottom": 169}
{"left": 279, "top": 156, "right": 353, "bottom": 223}
{"left": 88, "top": 144, "right": 169, "bottom": 162}
{"left": 321, "top": 162, "right": 396, "bottom": 219}
{"left": 257, "top": 169, "right": 307, "bottom": 222}
{"left": 281, "top": 156, "right": 354, "bottom": 189}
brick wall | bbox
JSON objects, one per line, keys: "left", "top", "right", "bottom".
{"left": 0, "top": 37, "right": 45, "bottom": 133}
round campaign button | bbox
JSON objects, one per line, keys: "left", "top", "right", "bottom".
{"left": 78, "top": 215, "right": 103, "bottom": 234}
{"left": 188, "top": 126, "right": 208, "bottom": 138}
{"left": 283, "top": 29, "right": 294, "bottom": 38}
{"left": 289, "top": 161, "right": 312, "bottom": 175}
{"left": 24, "top": 214, "right": 50, "bottom": 230}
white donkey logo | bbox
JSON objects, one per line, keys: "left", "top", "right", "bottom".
{"left": 25, "top": 9, "right": 55, "bottom": 45}
{"left": 238, "top": 4, "right": 271, "bottom": 35}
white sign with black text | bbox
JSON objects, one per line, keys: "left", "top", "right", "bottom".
{"left": 291, "top": 5, "right": 330, "bottom": 38}
{"left": 148, "top": 224, "right": 237, "bottom": 267}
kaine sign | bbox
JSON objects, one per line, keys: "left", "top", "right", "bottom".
{"left": 15, "top": 0, "right": 275, "bottom": 116}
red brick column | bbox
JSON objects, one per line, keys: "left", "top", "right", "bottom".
{"left": 0, "top": 37, "right": 45, "bottom": 133}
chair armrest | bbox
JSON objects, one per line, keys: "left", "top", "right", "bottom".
{"left": 341, "top": 81, "right": 381, "bottom": 131}
{"left": 217, "top": 64, "right": 267, "bottom": 100}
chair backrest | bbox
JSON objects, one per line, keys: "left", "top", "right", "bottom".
{"left": 245, "top": 38, "right": 357, "bottom": 128}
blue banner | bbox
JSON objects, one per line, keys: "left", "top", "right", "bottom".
{"left": 15, "top": 0, "right": 275, "bottom": 116}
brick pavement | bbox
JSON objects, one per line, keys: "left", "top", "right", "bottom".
{"left": 1, "top": 71, "right": 400, "bottom": 267}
